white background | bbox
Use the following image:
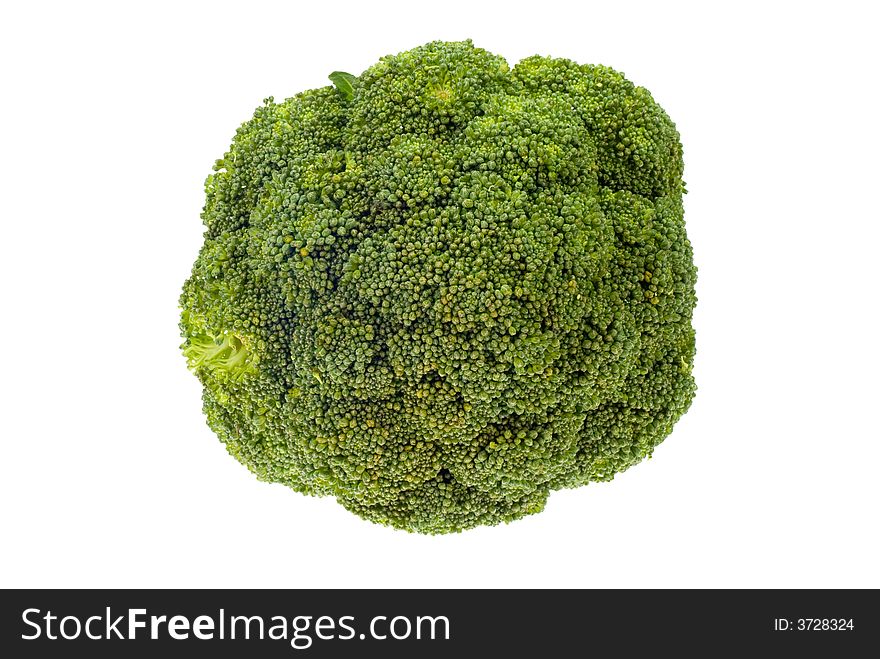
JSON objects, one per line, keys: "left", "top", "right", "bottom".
{"left": 1, "top": 0, "right": 878, "bottom": 589}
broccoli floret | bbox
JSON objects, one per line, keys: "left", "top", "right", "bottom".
{"left": 180, "top": 40, "right": 697, "bottom": 533}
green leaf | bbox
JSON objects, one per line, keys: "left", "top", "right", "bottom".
{"left": 328, "top": 71, "right": 357, "bottom": 101}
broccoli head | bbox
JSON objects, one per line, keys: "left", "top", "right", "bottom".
{"left": 180, "top": 40, "right": 697, "bottom": 533}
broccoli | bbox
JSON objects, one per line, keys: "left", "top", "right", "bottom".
{"left": 180, "top": 40, "right": 697, "bottom": 533}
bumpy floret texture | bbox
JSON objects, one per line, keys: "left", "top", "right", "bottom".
{"left": 180, "top": 40, "right": 697, "bottom": 533}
